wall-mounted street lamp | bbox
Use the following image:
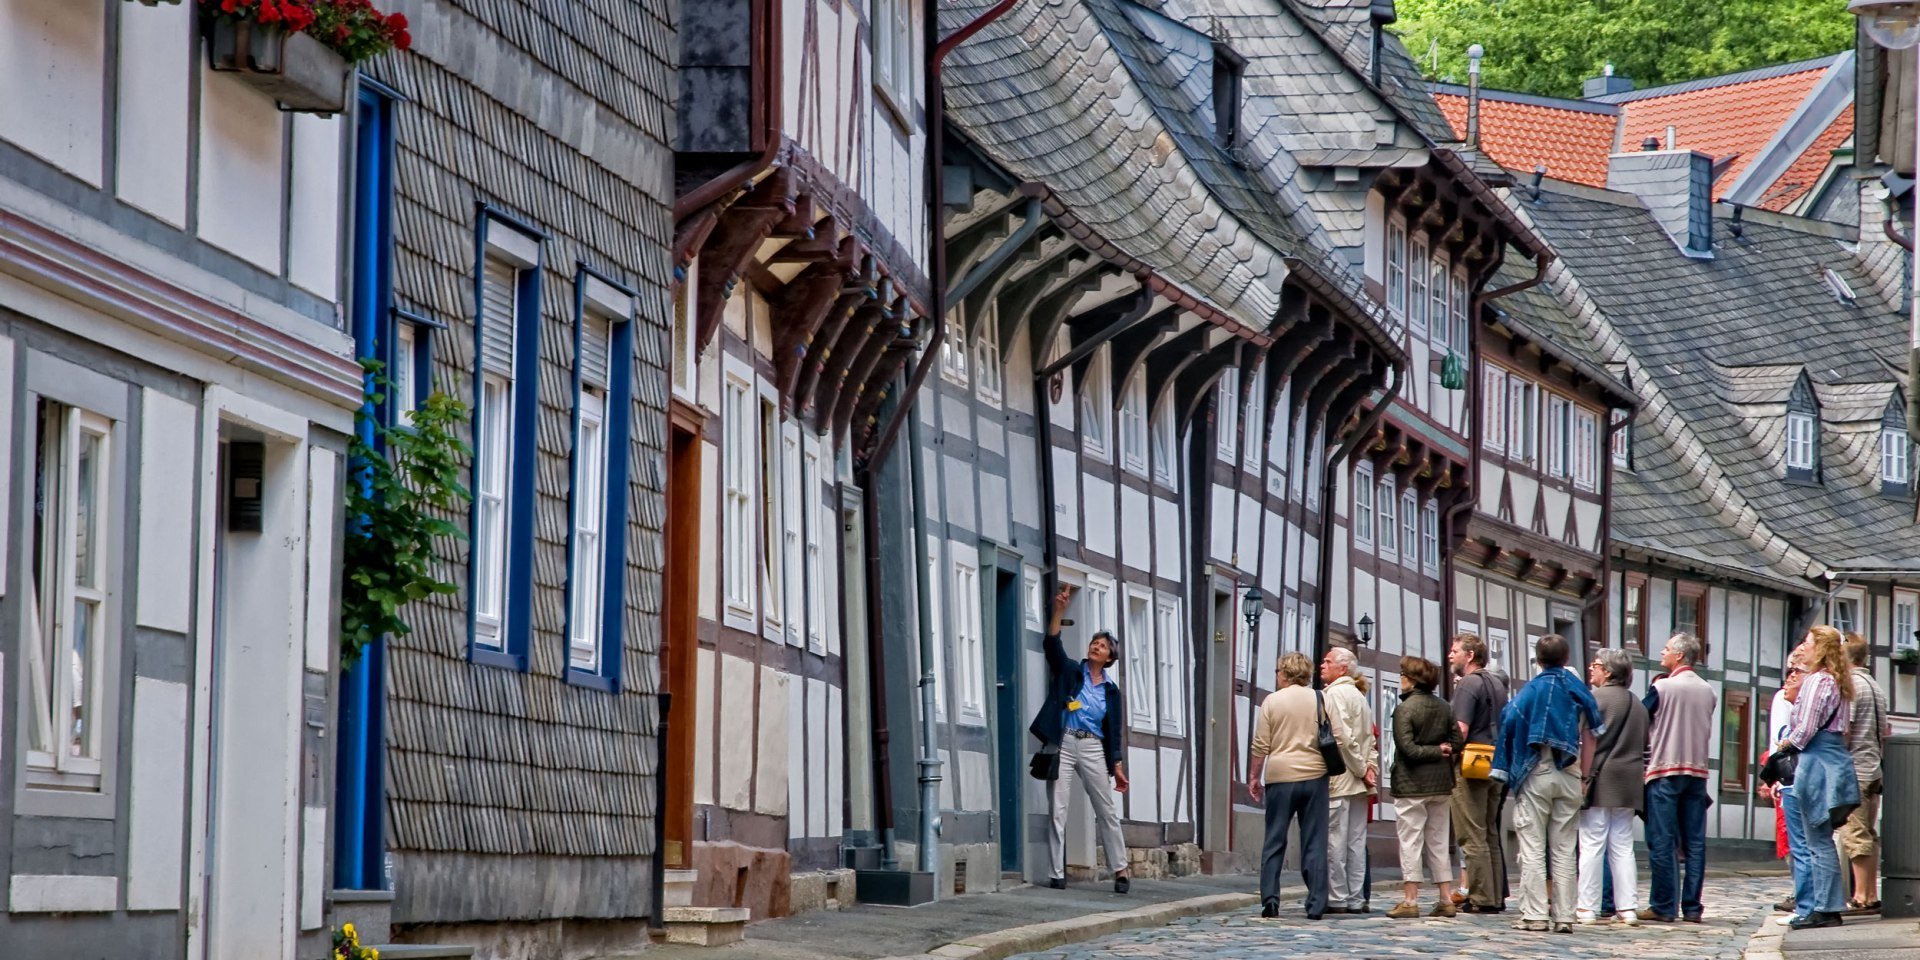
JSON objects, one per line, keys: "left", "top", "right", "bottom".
{"left": 1357, "top": 614, "right": 1374, "bottom": 647}
{"left": 1243, "top": 585, "right": 1265, "bottom": 637}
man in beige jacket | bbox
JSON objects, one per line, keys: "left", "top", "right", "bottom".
{"left": 1322, "top": 646, "right": 1378, "bottom": 913}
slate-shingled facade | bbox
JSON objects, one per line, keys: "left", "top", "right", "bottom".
{"left": 342, "top": 1, "right": 677, "bottom": 954}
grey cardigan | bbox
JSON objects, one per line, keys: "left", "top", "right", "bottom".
{"left": 1586, "top": 683, "right": 1649, "bottom": 812}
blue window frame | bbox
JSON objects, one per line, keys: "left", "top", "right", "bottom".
{"left": 468, "top": 205, "right": 546, "bottom": 670}
{"left": 564, "top": 266, "right": 636, "bottom": 691}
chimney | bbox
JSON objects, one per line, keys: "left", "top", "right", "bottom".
{"left": 1368, "top": 1, "right": 1396, "bottom": 86}
{"left": 1607, "top": 149, "right": 1715, "bottom": 257}
{"left": 1466, "top": 43, "right": 1484, "bottom": 148}
{"left": 1581, "top": 63, "right": 1634, "bottom": 99}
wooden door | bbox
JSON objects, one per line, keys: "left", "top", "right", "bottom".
{"left": 662, "top": 402, "right": 703, "bottom": 867}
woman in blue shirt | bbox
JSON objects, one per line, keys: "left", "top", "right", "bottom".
{"left": 1030, "top": 586, "right": 1131, "bottom": 892}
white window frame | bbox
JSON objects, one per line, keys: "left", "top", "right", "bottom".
{"left": 805, "top": 447, "right": 827, "bottom": 654}
{"left": 672, "top": 261, "right": 699, "bottom": 399}
{"left": 974, "top": 301, "right": 1003, "bottom": 404}
{"left": 871, "top": 0, "right": 915, "bottom": 121}
{"left": 1386, "top": 220, "right": 1407, "bottom": 318}
{"left": 926, "top": 536, "right": 946, "bottom": 719}
{"left": 1155, "top": 594, "right": 1186, "bottom": 736}
{"left": 1125, "top": 585, "right": 1157, "bottom": 732}
{"left": 1612, "top": 412, "right": 1632, "bottom": 469}
{"left": 721, "top": 359, "right": 758, "bottom": 628}
{"left": 1408, "top": 235, "right": 1430, "bottom": 334}
{"left": 1895, "top": 591, "right": 1919, "bottom": 651}
{"left": 1449, "top": 270, "right": 1470, "bottom": 357}
{"left": 758, "top": 391, "right": 785, "bottom": 642}
{"left": 1883, "top": 427, "right": 1910, "bottom": 487}
{"left": 1120, "top": 368, "right": 1149, "bottom": 476}
{"left": 24, "top": 404, "right": 116, "bottom": 788}
{"left": 1547, "top": 394, "right": 1571, "bottom": 479}
{"left": 1509, "top": 377, "right": 1536, "bottom": 464}
{"left": 1216, "top": 372, "right": 1239, "bottom": 461}
{"left": 1243, "top": 364, "right": 1267, "bottom": 473}
{"left": 1083, "top": 573, "right": 1117, "bottom": 650}
{"left": 1151, "top": 395, "right": 1178, "bottom": 490}
{"left": 1353, "top": 462, "right": 1375, "bottom": 549}
{"left": 1574, "top": 409, "right": 1599, "bottom": 491}
{"left": 1081, "top": 345, "right": 1113, "bottom": 462}
{"left": 940, "top": 309, "right": 969, "bottom": 388}
{"left": 1400, "top": 487, "right": 1418, "bottom": 566}
{"left": 1484, "top": 366, "right": 1508, "bottom": 454}
{"left": 952, "top": 550, "right": 986, "bottom": 723}
{"left": 1786, "top": 411, "right": 1816, "bottom": 471}
{"left": 569, "top": 389, "right": 609, "bottom": 672}
{"left": 1305, "top": 425, "right": 1324, "bottom": 511}
{"left": 392, "top": 321, "right": 418, "bottom": 426}
{"left": 1832, "top": 595, "right": 1860, "bottom": 636}
{"left": 783, "top": 428, "right": 805, "bottom": 647}
{"left": 1377, "top": 474, "right": 1399, "bottom": 562}
{"left": 474, "top": 372, "right": 514, "bottom": 648}
{"left": 1024, "top": 565, "right": 1044, "bottom": 630}
{"left": 1420, "top": 499, "right": 1440, "bottom": 577}
{"left": 1428, "top": 255, "right": 1449, "bottom": 347}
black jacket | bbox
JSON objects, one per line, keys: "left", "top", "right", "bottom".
{"left": 1028, "top": 631, "right": 1125, "bottom": 774}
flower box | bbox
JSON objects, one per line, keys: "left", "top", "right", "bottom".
{"left": 205, "top": 17, "right": 351, "bottom": 114}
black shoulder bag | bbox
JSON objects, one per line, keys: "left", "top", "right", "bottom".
{"left": 1316, "top": 690, "right": 1349, "bottom": 778}
{"left": 1760, "top": 696, "right": 1840, "bottom": 787}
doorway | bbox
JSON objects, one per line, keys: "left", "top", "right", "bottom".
{"left": 993, "top": 567, "right": 1024, "bottom": 874}
{"left": 1201, "top": 585, "right": 1234, "bottom": 854}
{"left": 662, "top": 403, "right": 703, "bottom": 867}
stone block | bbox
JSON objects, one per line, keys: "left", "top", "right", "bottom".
{"left": 662, "top": 907, "right": 749, "bottom": 946}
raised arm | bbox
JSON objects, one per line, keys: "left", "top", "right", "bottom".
{"left": 1042, "top": 584, "right": 1074, "bottom": 674}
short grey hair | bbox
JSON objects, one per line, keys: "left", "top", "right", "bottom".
{"left": 1664, "top": 633, "right": 1702, "bottom": 666}
{"left": 1595, "top": 648, "right": 1635, "bottom": 685}
{"left": 1326, "top": 647, "right": 1357, "bottom": 673}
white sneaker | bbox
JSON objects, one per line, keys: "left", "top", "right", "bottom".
{"left": 1575, "top": 909, "right": 1600, "bottom": 925}
{"left": 1776, "top": 915, "right": 1802, "bottom": 926}
{"left": 1615, "top": 911, "right": 1640, "bottom": 927}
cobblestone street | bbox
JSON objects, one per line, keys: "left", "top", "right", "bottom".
{"left": 1009, "top": 875, "right": 1782, "bottom": 960}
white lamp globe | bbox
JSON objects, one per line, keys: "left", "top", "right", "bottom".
{"left": 1853, "top": 0, "right": 1920, "bottom": 51}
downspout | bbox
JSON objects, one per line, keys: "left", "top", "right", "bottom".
{"left": 1314, "top": 373, "right": 1404, "bottom": 672}
{"left": 672, "top": 0, "right": 782, "bottom": 223}
{"left": 1582, "top": 407, "right": 1631, "bottom": 650}
{"left": 861, "top": 479, "right": 900, "bottom": 869}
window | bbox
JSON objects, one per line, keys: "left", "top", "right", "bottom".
{"left": 1243, "top": 364, "right": 1266, "bottom": 472}
{"left": 940, "top": 309, "right": 969, "bottom": 387}
{"left": 1216, "top": 372, "right": 1239, "bottom": 460}
{"left": 926, "top": 537, "right": 945, "bottom": 719}
{"left": 1612, "top": 411, "right": 1632, "bottom": 470}
{"left": 1450, "top": 271, "right": 1470, "bottom": 358}
{"left": 1483, "top": 367, "right": 1508, "bottom": 453}
{"left": 783, "top": 432, "right": 804, "bottom": 646}
{"left": 1721, "top": 689, "right": 1751, "bottom": 791}
{"left": 1429, "top": 256, "right": 1449, "bottom": 346}
{"left": 1508, "top": 377, "right": 1536, "bottom": 464}
{"left": 1385, "top": 221, "right": 1407, "bottom": 318}
{"left": 1420, "top": 499, "right": 1439, "bottom": 576}
{"left": 1831, "top": 597, "right": 1859, "bottom": 636}
{"left": 1622, "top": 572, "right": 1648, "bottom": 651}
{"left": 721, "top": 366, "right": 756, "bottom": 623}
{"left": 975, "top": 302, "right": 1002, "bottom": 404}
{"left": 1546, "top": 395, "right": 1571, "bottom": 478}
{"left": 672, "top": 262, "right": 698, "bottom": 398}
{"left": 391, "top": 320, "right": 419, "bottom": 426}
{"left": 1786, "top": 412, "right": 1816, "bottom": 473}
{"left": 871, "top": 0, "right": 914, "bottom": 116}
{"left": 1574, "top": 409, "right": 1599, "bottom": 491}
{"left": 1408, "top": 236, "right": 1430, "bottom": 334}
{"left": 1895, "top": 592, "right": 1918, "bottom": 651}
{"left": 1212, "top": 42, "right": 1245, "bottom": 147}
{"left": 1377, "top": 474, "right": 1399, "bottom": 562}
{"left": 1674, "top": 582, "right": 1707, "bottom": 653}
{"left": 1024, "top": 565, "right": 1044, "bottom": 630}
{"left": 759, "top": 397, "right": 785, "bottom": 639}
{"left": 1883, "top": 427, "right": 1909, "bottom": 492}
{"left": 1400, "top": 488, "right": 1418, "bottom": 567}
{"left": 1081, "top": 346, "right": 1112, "bottom": 461}
{"left": 1305, "top": 425, "right": 1324, "bottom": 511}
{"left": 1151, "top": 396, "right": 1178, "bottom": 489}
{"left": 471, "top": 220, "right": 541, "bottom": 667}
{"left": 1156, "top": 595, "right": 1186, "bottom": 735}
{"left": 569, "top": 389, "right": 608, "bottom": 672}
{"left": 1083, "top": 574, "right": 1117, "bottom": 658}
{"left": 1353, "top": 462, "right": 1375, "bottom": 548}
{"left": 1120, "top": 369, "right": 1149, "bottom": 475}
{"left": 1126, "top": 588, "right": 1156, "bottom": 731}
{"left": 25, "top": 401, "right": 116, "bottom": 791}
{"left": 804, "top": 448, "right": 827, "bottom": 654}
{"left": 953, "top": 555, "right": 984, "bottom": 721}
{"left": 473, "top": 256, "right": 521, "bottom": 652}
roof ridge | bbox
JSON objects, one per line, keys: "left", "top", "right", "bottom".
{"left": 1429, "top": 82, "right": 1621, "bottom": 116}
{"left": 1586, "top": 53, "right": 1844, "bottom": 104}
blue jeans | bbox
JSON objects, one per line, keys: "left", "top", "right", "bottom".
{"left": 1645, "top": 775, "right": 1709, "bottom": 918}
{"left": 1781, "top": 787, "right": 1814, "bottom": 918}
{"left": 1795, "top": 778, "right": 1848, "bottom": 913}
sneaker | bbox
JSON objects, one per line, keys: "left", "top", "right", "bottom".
{"left": 1387, "top": 901, "right": 1422, "bottom": 919}
{"left": 1451, "top": 889, "right": 1469, "bottom": 905}
{"left": 1046, "top": 877, "right": 1066, "bottom": 890}
{"left": 1788, "top": 912, "right": 1842, "bottom": 930}
{"left": 1776, "top": 914, "right": 1803, "bottom": 926}
{"left": 1431, "top": 901, "right": 1457, "bottom": 918}
{"left": 1575, "top": 909, "right": 1600, "bottom": 925}
{"left": 1615, "top": 911, "right": 1640, "bottom": 927}
{"left": 1553, "top": 922, "right": 1574, "bottom": 934}
{"left": 1512, "top": 919, "right": 1549, "bottom": 932}
{"left": 1260, "top": 900, "right": 1279, "bottom": 919}
{"left": 1114, "top": 875, "right": 1129, "bottom": 895}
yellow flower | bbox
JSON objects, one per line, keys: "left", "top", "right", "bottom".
{"left": 366, "top": 950, "right": 379, "bottom": 960}
{"left": 343, "top": 923, "right": 359, "bottom": 946}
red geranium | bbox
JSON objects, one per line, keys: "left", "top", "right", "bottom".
{"left": 199, "top": 0, "right": 406, "bottom": 64}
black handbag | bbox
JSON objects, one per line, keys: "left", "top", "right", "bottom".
{"left": 1761, "top": 697, "right": 1840, "bottom": 787}
{"left": 1030, "top": 743, "right": 1061, "bottom": 781}
{"left": 1315, "top": 691, "right": 1349, "bottom": 778}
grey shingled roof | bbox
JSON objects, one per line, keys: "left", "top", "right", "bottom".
{"left": 1281, "top": 0, "right": 1458, "bottom": 145}
{"left": 1511, "top": 182, "right": 1920, "bottom": 581}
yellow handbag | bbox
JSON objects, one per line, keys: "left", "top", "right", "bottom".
{"left": 1460, "top": 742, "right": 1495, "bottom": 781}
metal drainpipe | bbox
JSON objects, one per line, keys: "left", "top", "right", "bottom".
{"left": 671, "top": 0, "right": 781, "bottom": 223}
{"left": 1314, "top": 373, "right": 1404, "bottom": 672}
{"left": 650, "top": 692, "right": 671, "bottom": 932}
{"left": 1581, "top": 408, "right": 1631, "bottom": 650}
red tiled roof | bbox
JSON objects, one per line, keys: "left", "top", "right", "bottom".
{"left": 1754, "top": 104, "right": 1854, "bottom": 212}
{"left": 1432, "top": 92, "right": 1619, "bottom": 187}
{"left": 1615, "top": 67, "right": 1828, "bottom": 199}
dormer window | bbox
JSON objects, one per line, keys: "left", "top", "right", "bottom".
{"left": 1785, "top": 374, "right": 1820, "bottom": 482}
{"left": 1213, "top": 42, "right": 1246, "bottom": 147}
{"left": 1883, "top": 394, "right": 1910, "bottom": 496}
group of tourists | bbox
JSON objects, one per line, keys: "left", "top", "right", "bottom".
{"left": 1026, "top": 583, "right": 1889, "bottom": 932}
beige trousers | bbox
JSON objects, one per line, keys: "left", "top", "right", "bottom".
{"left": 1393, "top": 795, "right": 1452, "bottom": 884}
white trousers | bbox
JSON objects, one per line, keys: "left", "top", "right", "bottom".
{"left": 1393, "top": 795, "right": 1452, "bottom": 884}
{"left": 1513, "top": 756, "right": 1583, "bottom": 924}
{"left": 1047, "top": 733, "right": 1128, "bottom": 880}
{"left": 1577, "top": 806, "right": 1639, "bottom": 914}
{"left": 1328, "top": 794, "right": 1370, "bottom": 908}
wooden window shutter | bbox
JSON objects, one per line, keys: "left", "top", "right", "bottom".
{"left": 481, "top": 258, "right": 518, "bottom": 376}
{"left": 581, "top": 312, "right": 612, "bottom": 390}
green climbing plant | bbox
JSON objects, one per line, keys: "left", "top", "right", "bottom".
{"left": 340, "top": 361, "right": 472, "bottom": 669}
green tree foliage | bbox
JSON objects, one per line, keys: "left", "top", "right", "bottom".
{"left": 1393, "top": 0, "right": 1854, "bottom": 98}
{"left": 340, "top": 363, "right": 472, "bottom": 669}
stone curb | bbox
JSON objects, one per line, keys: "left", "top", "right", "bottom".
{"left": 1741, "top": 908, "right": 1785, "bottom": 960}
{"left": 876, "top": 891, "right": 1260, "bottom": 960}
